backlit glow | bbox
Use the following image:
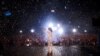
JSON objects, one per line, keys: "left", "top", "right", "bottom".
{"left": 48, "top": 23, "right": 54, "bottom": 28}
{"left": 57, "top": 24, "right": 60, "bottom": 27}
{"left": 58, "top": 28, "right": 64, "bottom": 34}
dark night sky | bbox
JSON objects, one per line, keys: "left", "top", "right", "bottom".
{"left": 0, "top": 0, "right": 100, "bottom": 35}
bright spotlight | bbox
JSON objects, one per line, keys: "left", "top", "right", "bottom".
{"left": 19, "top": 30, "right": 23, "bottom": 33}
{"left": 72, "top": 28, "right": 77, "bottom": 33}
{"left": 30, "top": 29, "right": 35, "bottom": 33}
{"left": 58, "top": 28, "right": 64, "bottom": 34}
{"left": 84, "top": 29, "right": 87, "bottom": 33}
{"left": 51, "top": 9, "right": 55, "bottom": 12}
